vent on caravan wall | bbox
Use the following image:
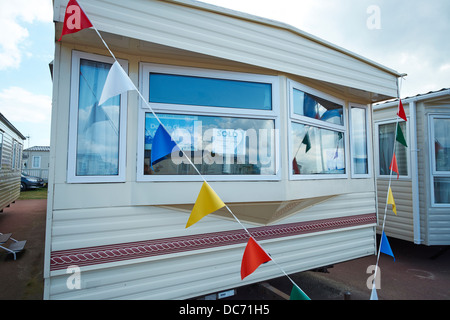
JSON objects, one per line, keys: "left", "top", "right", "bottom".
{"left": 159, "top": 195, "right": 337, "bottom": 225}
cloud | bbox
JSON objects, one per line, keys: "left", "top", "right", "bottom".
{"left": 204, "top": 0, "right": 450, "bottom": 97}
{"left": 0, "top": 86, "right": 52, "bottom": 146}
{"left": 0, "top": 86, "right": 51, "bottom": 124}
{"left": 0, "top": 0, "right": 53, "bottom": 70}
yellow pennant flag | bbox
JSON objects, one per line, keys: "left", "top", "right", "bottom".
{"left": 186, "top": 182, "right": 225, "bottom": 228}
{"left": 387, "top": 187, "right": 397, "bottom": 215}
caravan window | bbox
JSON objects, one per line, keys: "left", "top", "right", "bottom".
{"left": 350, "top": 105, "right": 371, "bottom": 177}
{"left": 376, "top": 121, "right": 408, "bottom": 177}
{"left": 138, "top": 64, "right": 280, "bottom": 181}
{"left": 32, "top": 156, "right": 41, "bottom": 169}
{"left": 289, "top": 80, "right": 346, "bottom": 179}
{"left": 67, "top": 51, "right": 128, "bottom": 183}
{"left": 149, "top": 73, "right": 272, "bottom": 110}
{"left": 430, "top": 115, "right": 450, "bottom": 205}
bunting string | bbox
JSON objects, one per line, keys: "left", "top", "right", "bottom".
{"left": 370, "top": 75, "right": 407, "bottom": 300}
{"left": 59, "top": 0, "right": 310, "bottom": 300}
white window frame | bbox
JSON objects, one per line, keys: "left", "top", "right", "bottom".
{"left": 67, "top": 51, "right": 128, "bottom": 183}
{"left": 349, "top": 103, "right": 372, "bottom": 178}
{"left": 429, "top": 113, "right": 450, "bottom": 207}
{"left": 32, "top": 156, "right": 41, "bottom": 169}
{"left": 374, "top": 118, "right": 411, "bottom": 180}
{"left": 288, "top": 80, "right": 348, "bottom": 180}
{"left": 137, "top": 63, "right": 281, "bottom": 182}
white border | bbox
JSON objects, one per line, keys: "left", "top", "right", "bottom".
{"left": 428, "top": 113, "right": 450, "bottom": 207}
{"left": 349, "top": 103, "right": 372, "bottom": 179}
{"left": 287, "top": 79, "right": 348, "bottom": 180}
{"left": 67, "top": 51, "right": 128, "bottom": 183}
{"left": 137, "top": 63, "right": 281, "bottom": 182}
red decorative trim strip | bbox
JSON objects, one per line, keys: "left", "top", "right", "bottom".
{"left": 50, "top": 213, "right": 375, "bottom": 271}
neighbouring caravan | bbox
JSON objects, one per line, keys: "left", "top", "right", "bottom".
{"left": 0, "top": 113, "right": 25, "bottom": 212}
{"left": 22, "top": 146, "right": 51, "bottom": 183}
{"left": 374, "top": 89, "right": 450, "bottom": 246}
{"left": 45, "top": 0, "right": 402, "bottom": 299}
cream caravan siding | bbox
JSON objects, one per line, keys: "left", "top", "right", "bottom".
{"left": 48, "top": 228, "right": 375, "bottom": 300}
{"left": 53, "top": 0, "right": 399, "bottom": 99}
{"left": 49, "top": 192, "right": 376, "bottom": 251}
{"left": 376, "top": 180, "right": 414, "bottom": 242}
{"left": 47, "top": 192, "right": 376, "bottom": 299}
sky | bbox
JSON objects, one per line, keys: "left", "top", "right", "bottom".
{"left": 0, "top": 0, "right": 449, "bottom": 147}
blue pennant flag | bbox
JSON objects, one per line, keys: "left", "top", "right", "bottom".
{"left": 151, "top": 124, "right": 179, "bottom": 169}
{"left": 380, "top": 231, "right": 395, "bottom": 261}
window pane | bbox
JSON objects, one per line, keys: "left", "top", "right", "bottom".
{"left": 149, "top": 73, "right": 272, "bottom": 110}
{"left": 351, "top": 107, "right": 368, "bottom": 174}
{"left": 291, "top": 122, "right": 345, "bottom": 175}
{"left": 76, "top": 59, "right": 120, "bottom": 176}
{"left": 293, "top": 89, "right": 343, "bottom": 125}
{"left": 32, "top": 156, "right": 41, "bottom": 168}
{"left": 378, "top": 122, "right": 408, "bottom": 176}
{"left": 434, "top": 177, "right": 450, "bottom": 204}
{"left": 144, "top": 113, "right": 275, "bottom": 175}
{"left": 433, "top": 118, "right": 450, "bottom": 172}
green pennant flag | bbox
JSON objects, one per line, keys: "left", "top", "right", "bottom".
{"left": 396, "top": 124, "right": 408, "bottom": 147}
{"left": 290, "top": 285, "right": 311, "bottom": 300}
{"left": 302, "top": 132, "right": 311, "bottom": 153}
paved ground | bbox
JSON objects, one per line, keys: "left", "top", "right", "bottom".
{"left": 0, "top": 198, "right": 449, "bottom": 300}
{"left": 0, "top": 199, "right": 46, "bottom": 300}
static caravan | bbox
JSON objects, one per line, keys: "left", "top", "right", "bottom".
{"left": 374, "top": 89, "right": 450, "bottom": 246}
{"left": 22, "top": 146, "right": 51, "bottom": 182}
{"left": 0, "top": 113, "right": 25, "bottom": 212}
{"left": 45, "top": 0, "right": 402, "bottom": 299}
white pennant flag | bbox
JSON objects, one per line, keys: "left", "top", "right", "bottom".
{"left": 99, "top": 61, "right": 135, "bottom": 105}
{"left": 370, "top": 283, "right": 378, "bottom": 300}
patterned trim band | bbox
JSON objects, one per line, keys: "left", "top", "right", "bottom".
{"left": 50, "top": 213, "right": 376, "bottom": 271}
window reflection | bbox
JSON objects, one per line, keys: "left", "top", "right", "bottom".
{"left": 144, "top": 113, "right": 276, "bottom": 176}
{"left": 149, "top": 73, "right": 272, "bottom": 110}
{"left": 433, "top": 118, "right": 450, "bottom": 204}
{"left": 291, "top": 122, "right": 345, "bottom": 175}
{"left": 293, "top": 89, "right": 343, "bottom": 126}
{"left": 76, "top": 59, "right": 120, "bottom": 176}
{"left": 378, "top": 122, "right": 407, "bottom": 176}
{"left": 351, "top": 107, "right": 368, "bottom": 175}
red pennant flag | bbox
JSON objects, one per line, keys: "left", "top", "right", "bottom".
{"left": 397, "top": 99, "right": 407, "bottom": 122}
{"left": 58, "top": 0, "right": 93, "bottom": 41}
{"left": 389, "top": 152, "right": 399, "bottom": 180}
{"left": 241, "top": 237, "right": 271, "bottom": 280}
{"left": 292, "top": 158, "right": 300, "bottom": 174}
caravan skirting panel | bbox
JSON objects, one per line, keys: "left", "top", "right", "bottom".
{"left": 50, "top": 213, "right": 375, "bottom": 271}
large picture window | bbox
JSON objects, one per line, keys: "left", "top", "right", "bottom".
{"left": 289, "top": 81, "right": 346, "bottom": 178}
{"left": 67, "top": 51, "right": 128, "bottom": 183}
{"left": 138, "top": 64, "right": 279, "bottom": 181}
{"left": 430, "top": 115, "right": 450, "bottom": 205}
